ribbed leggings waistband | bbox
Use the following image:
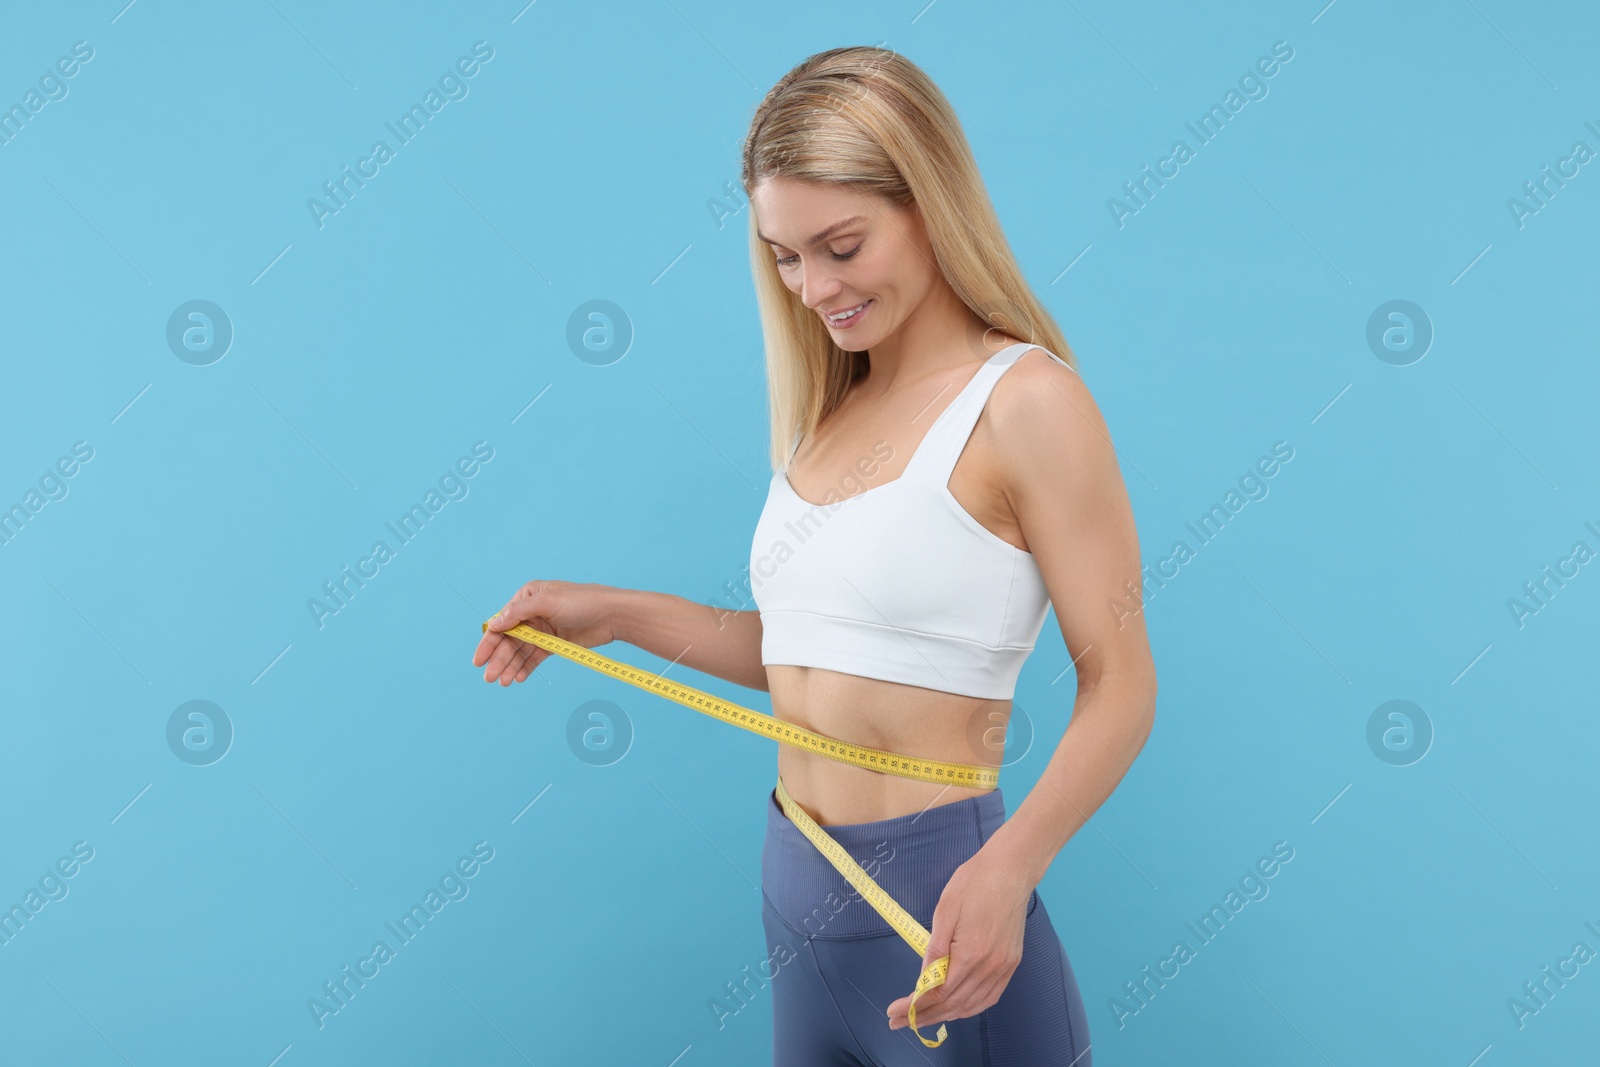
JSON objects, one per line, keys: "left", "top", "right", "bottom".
{"left": 760, "top": 784, "right": 1008, "bottom": 940}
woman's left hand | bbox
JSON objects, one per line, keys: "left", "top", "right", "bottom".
{"left": 885, "top": 846, "right": 1033, "bottom": 1032}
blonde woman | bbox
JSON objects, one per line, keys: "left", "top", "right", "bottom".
{"left": 476, "top": 46, "right": 1154, "bottom": 1066}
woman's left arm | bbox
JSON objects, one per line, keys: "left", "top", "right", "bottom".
{"left": 888, "top": 352, "right": 1158, "bottom": 1032}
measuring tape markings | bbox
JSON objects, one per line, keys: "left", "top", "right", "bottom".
{"left": 484, "top": 619, "right": 994, "bottom": 1047}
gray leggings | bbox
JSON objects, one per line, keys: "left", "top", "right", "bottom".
{"left": 760, "top": 785, "right": 1091, "bottom": 1065}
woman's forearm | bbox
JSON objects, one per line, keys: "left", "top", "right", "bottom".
{"left": 608, "top": 587, "right": 769, "bottom": 693}
{"left": 983, "top": 667, "right": 1157, "bottom": 891}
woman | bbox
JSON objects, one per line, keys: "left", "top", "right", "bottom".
{"left": 474, "top": 46, "right": 1154, "bottom": 1066}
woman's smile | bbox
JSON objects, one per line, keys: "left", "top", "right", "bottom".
{"left": 825, "top": 298, "right": 873, "bottom": 329}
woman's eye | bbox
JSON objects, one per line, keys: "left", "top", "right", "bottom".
{"left": 775, "top": 243, "right": 861, "bottom": 269}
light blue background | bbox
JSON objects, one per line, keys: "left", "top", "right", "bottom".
{"left": 2, "top": 1, "right": 1596, "bottom": 1064}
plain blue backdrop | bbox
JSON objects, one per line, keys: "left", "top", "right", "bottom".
{"left": 2, "top": 1, "right": 1596, "bottom": 1064}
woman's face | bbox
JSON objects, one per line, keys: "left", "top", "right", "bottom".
{"left": 750, "top": 176, "right": 938, "bottom": 351}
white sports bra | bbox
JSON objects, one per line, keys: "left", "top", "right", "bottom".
{"left": 748, "top": 342, "right": 1075, "bottom": 700}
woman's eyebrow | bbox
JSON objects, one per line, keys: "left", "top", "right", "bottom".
{"left": 757, "top": 214, "right": 867, "bottom": 248}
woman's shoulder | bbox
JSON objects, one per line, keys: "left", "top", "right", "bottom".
{"left": 987, "top": 344, "right": 1101, "bottom": 443}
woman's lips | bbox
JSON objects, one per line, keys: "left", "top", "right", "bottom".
{"left": 825, "top": 299, "right": 872, "bottom": 329}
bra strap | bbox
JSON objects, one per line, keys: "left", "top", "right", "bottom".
{"left": 903, "top": 344, "right": 1073, "bottom": 487}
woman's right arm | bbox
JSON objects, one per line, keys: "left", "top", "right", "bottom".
{"left": 474, "top": 580, "right": 769, "bottom": 693}
{"left": 610, "top": 587, "right": 768, "bottom": 693}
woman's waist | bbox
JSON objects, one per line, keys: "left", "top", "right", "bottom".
{"left": 767, "top": 667, "right": 1011, "bottom": 767}
{"left": 776, "top": 748, "right": 999, "bottom": 825}
{"left": 768, "top": 674, "right": 1007, "bottom": 823}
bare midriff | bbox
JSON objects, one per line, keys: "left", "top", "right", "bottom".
{"left": 769, "top": 664, "right": 1010, "bottom": 827}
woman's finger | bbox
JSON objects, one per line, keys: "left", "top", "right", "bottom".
{"left": 500, "top": 638, "right": 540, "bottom": 685}
{"left": 484, "top": 629, "right": 534, "bottom": 682}
{"left": 944, "top": 959, "right": 1015, "bottom": 1024}
{"left": 490, "top": 589, "right": 546, "bottom": 632}
{"left": 494, "top": 631, "right": 541, "bottom": 683}
{"left": 513, "top": 639, "right": 543, "bottom": 680}
{"left": 473, "top": 605, "right": 521, "bottom": 669}
{"left": 477, "top": 593, "right": 545, "bottom": 677}
{"left": 480, "top": 632, "right": 518, "bottom": 681}
{"left": 895, "top": 955, "right": 999, "bottom": 1029}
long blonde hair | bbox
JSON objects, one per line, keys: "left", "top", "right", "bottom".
{"left": 741, "top": 45, "right": 1076, "bottom": 472}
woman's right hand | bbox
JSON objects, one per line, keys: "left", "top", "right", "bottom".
{"left": 473, "top": 579, "right": 620, "bottom": 686}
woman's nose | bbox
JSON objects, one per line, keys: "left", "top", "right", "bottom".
{"left": 800, "top": 267, "right": 842, "bottom": 310}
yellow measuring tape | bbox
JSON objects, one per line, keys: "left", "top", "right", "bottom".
{"left": 483, "top": 618, "right": 999, "bottom": 1047}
